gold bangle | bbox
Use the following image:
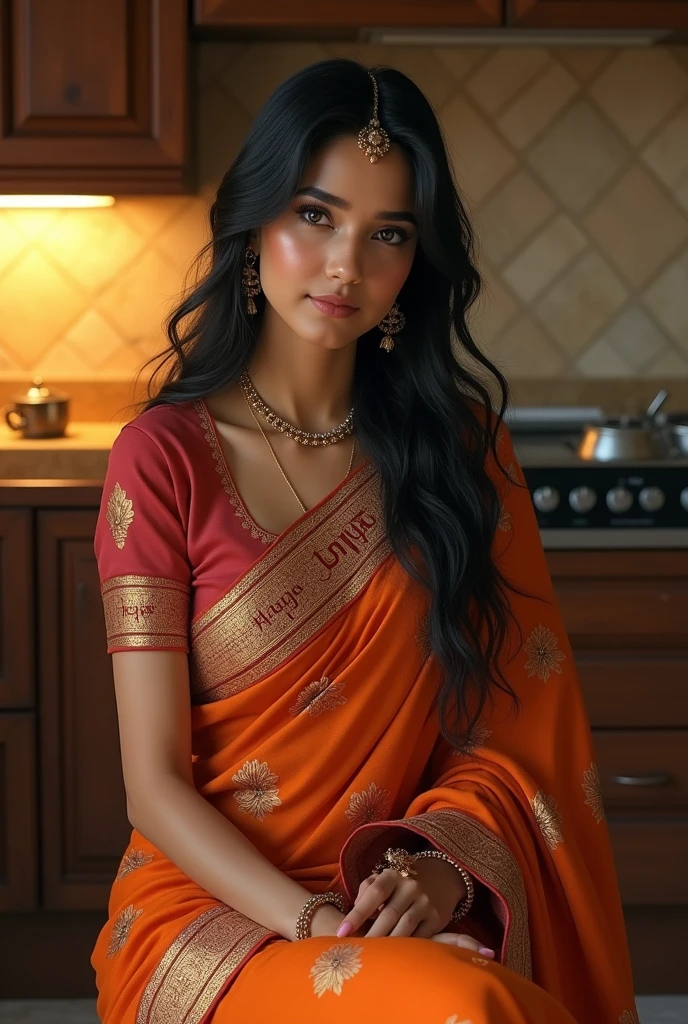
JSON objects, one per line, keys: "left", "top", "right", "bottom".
{"left": 295, "top": 892, "right": 346, "bottom": 941}
{"left": 412, "top": 849, "right": 475, "bottom": 922}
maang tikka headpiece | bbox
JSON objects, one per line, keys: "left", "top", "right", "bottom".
{"left": 357, "top": 72, "right": 391, "bottom": 163}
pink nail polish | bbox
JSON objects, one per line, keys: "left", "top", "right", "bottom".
{"left": 336, "top": 921, "right": 353, "bottom": 938}
{"left": 478, "top": 947, "right": 495, "bottom": 959}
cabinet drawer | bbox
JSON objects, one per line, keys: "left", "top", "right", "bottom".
{"left": 608, "top": 817, "right": 688, "bottom": 904}
{"left": 548, "top": 550, "right": 688, "bottom": 648}
{"left": 594, "top": 731, "right": 688, "bottom": 812}
{"left": 578, "top": 655, "right": 688, "bottom": 727}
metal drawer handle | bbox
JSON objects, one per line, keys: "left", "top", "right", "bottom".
{"left": 610, "top": 773, "right": 673, "bottom": 787}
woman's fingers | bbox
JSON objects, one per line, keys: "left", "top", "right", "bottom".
{"left": 337, "top": 873, "right": 396, "bottom": 937}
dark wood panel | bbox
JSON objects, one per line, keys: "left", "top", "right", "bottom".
{"left": 0, "top": 910, "right": 104, "bottom": 997}
{"left": 608, "top": 816, "right": 688, "bottom": 904}
{"left": 624, "top": 905, "right": 688, "bottom": 994}
{"left": 0, "top": 0, "right": 189, "bottom": 193}
{"left": 548, "top": 550, "right": 688, "bottom": 647}
{"left": 194, "top": 0, "right": 502, "bottom": 27}
{"left": 38, "top": 510, "right": 130, "bottom": 911}
{"left": 506, "top": 0, "right": 688, "bottom": 28}
{"left": 13, "top": 0, "right": 129, "bottom": 124}
{"left": 0, "top": 483, "right": 102, "bottom": 507}
{"left": 576, "top": 653, "right": 688, "bottom": 727}
{"left": 0, "top": 509, "right": 33, "bottom": 708}
{"left": 0, "top": 714, "right": 37, "bottom": 911}
{"left": 594, "top": 731, "right": 688, "bottom": 812}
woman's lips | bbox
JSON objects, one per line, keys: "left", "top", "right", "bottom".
{"left": 308, "top": 296, "right": 359, "bottom": 319}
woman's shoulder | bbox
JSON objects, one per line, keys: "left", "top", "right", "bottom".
{"left": 115, "top": 399, "right": 204, "bottom": 456}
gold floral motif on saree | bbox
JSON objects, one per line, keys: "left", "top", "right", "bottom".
{"left": 106, "top": 904, "right": 143, "bottom": 957}
{"left": 531, "top": 791, "right": 564, "bottom": 851}
{"left": 453, "top": 722, "right": 493, "bottom": 757}
{"left": 446, "top": 1017, "right": 474, "bottom": 1024}
{"left": 497, "top": 503, "right": 513, "bottom": 532}
{"left": 136, "top": 905, "right": 278, "bottom": 1024}
{"left": 190, "top": 463, "right": 391, "bottom": 702}
{"left": 232, "top": 759, "right": 282, "bottom": 820}
{"left": 116, "top": 849, "right": 154, "bottom": 880}
{"left": 339, "top": 808, "right": 532, "bottom": 979}
{"left": 101, "top": 574, "right": 189, "bottom": 650}
{"left": 106, "top": 482, "right": 135, "bottom": 549}
{"left": 289, "top": 675, "right": 347, "bottom": 717}
{"left": 471, "top": 957, "right": 491, "bottom": 966}
{"left": 523, "top": 624, "right": 566, "bottom": 682}
{"left": 194, "top": 399, "right": 276, "bottom": 546}
{"left": 310, "top": 943, "right": 363, "bottom": 997}
{"left": 345, "top": 781, "right": 392, "bottom": 831}
{"left": 582, "top": 762, "right": 605, "bottom": 823}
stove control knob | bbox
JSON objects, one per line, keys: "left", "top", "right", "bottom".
{"left": 532, "top": 486, "right": 560, "bottom": 514}
{"left": 681, "top": 488, "right": 688, "bottom": 513}
{"left": 569, "top": 486, "right": 597, "bottom": 514}
{"left": 638, "top": 486, "right": 665, "bottom": 513}
{"left": 606, "top": 486, "right": 634, "bottom": 514}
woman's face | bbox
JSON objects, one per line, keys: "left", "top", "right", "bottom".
{"left": 254, "top": 135, "right": 418, "bottom": 349}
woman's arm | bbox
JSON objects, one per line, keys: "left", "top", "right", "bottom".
{"left": 113, "top": 649, "right": 344, "bottom": 941}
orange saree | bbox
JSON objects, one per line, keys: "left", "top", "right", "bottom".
{"left": 92, "top": 408, "right": 636, "bottom": 1024}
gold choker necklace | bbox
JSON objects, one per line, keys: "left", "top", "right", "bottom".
{"left": 238, "top": 370, "right": 354, "bottom": 447}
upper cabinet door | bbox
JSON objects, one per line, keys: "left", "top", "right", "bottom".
{"left": 194, "top": 0, "right": 502, "bottom": 29}
{"left": 506, "top": 1, "right": 688, "bottom": 28}
{"left": 0, "top": 0, "right": 189, "bottom": 193}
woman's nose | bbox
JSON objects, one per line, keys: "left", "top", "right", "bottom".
{"left": 325, "top": 238, "right": 363, "bottom": 285}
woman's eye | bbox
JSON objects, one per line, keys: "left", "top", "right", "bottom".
{"left": 296, "top": 205, "right": 329, "bottom": 226}
{"left": 376, "top": 228, "right": 407, "bottom": 245}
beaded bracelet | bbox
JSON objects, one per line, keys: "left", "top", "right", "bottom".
{"left": 413, "top": 849, "right": 475, "bottom": 922}
{"left": 295, "top": 891, "right": 346, "bottom": 941}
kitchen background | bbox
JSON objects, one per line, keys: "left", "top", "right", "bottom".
{"left": 2, "top": 41, "right": 688, "bottom": 416}
{"left": 1, "top": 6, "right": 688, "bottom": 1022}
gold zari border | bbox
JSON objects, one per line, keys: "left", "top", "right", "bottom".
{"left": 136, "top": 905, "right": 278, "bottom": 1024}
{"left": 101, "top": 574, "right": 189, "bottom": 650}
{"left": 340, "top": 808, "right": 531, "bottom": 978}
{"left": 190, "top": 464, "right": 391, "bottom": 701}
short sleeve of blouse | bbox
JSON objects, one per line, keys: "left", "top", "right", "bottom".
{"left": 95, "top": 422, "right": 191, "bottom": 654}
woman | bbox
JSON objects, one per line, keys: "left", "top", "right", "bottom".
{"left": 92, "top": 59, "right": 636, "bottom": 1023}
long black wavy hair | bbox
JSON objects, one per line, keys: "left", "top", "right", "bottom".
{"left": 140, "top": 58, "right": 519, "bottom": 750}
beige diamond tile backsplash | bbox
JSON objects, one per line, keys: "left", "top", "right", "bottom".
{"left": 1, "top": 41, "right": 688, "bottom": 384}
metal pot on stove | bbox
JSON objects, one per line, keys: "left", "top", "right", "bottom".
{"left": 577, "top": 390, "right": 671, "bottom": 462}
{"left": 2, "top": 377, "right": 70, "bottom": 439}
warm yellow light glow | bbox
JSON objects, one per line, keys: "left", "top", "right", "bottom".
{"left": 0, "top": 194, "right": 115, "bottom": 208}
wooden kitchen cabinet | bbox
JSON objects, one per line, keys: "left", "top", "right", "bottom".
{"left": 0, "top": 0, "right": 189, "bottom": 193}
{"left": 0, "top": 509, "right": 33, "bottom": 708}
{"left": 194, "top": 0, "right": 502, "bottom": 31}
{"left": 0, "top": 714, "right": 37, "bottom": 911}
{"left": 547, "top": 548, "right": 688, "bottom": 990}
{"left": 37, "top": 509, "right": 130, "bottom": 910}
{"left": 506, "top": 0, "right": 688, "bottom": 29}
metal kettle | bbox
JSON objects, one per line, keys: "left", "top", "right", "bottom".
{"left": 3, "top": 377, "right": 70, "bottom": 439}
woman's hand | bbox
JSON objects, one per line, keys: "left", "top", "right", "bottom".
{"left": 336, "top": 857, "right": 489, "bottom": 950}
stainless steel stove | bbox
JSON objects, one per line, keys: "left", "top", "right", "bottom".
{"left": 509, "top": 407, "right": 688, "bottom": 550}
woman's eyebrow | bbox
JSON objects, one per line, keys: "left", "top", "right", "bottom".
{"left": 295, "top": 186, "right": 417, "bottom": 226}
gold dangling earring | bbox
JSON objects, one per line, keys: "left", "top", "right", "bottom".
{"left": 378, "top": 301, "right": 406, "bottom": 353}
{"left": 242, "top": 246, "right": 261, "bottom": 314}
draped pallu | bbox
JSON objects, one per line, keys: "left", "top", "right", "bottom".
{"left": 93, "top": 432, "right": 636, "bottom": 1024}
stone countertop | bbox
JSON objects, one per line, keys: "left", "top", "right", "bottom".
{"left": 0, "top": 421, "right": 122, "bottom": 479}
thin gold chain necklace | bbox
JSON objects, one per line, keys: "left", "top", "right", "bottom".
{"left": 243, "top": 391, "right": 356, "bottom": 514}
